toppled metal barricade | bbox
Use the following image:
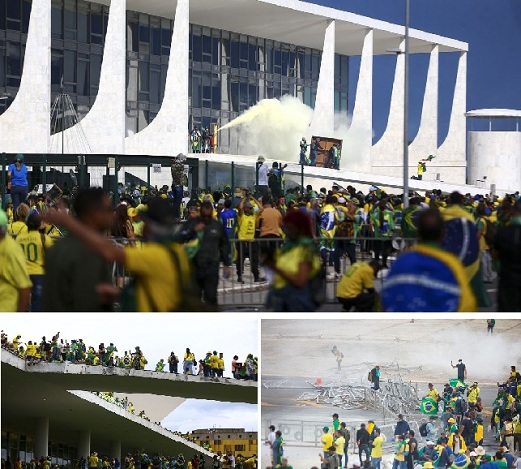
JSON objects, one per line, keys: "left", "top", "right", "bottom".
{"left": 297, "top": 374, "right": 420, "bottom": 416}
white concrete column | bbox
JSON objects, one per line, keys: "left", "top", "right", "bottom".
{"left": 0, "top": 0, "right": 51, "bottom": 153}
{"left": 125, "top": 0, "right": 189, "bottom": 156}
{"left": 346, "top": 29, "right": 373, "bottom": 172}
{"left": 34, "top": 417, "right": 49, "bottom": 459}
{"left": 435, "top": 52, "right": 467, "bottom": 176}
{"left": 109, "top": 440, "right": 121, "bottom": 463}
{"left": 372, "top": 40, "right": 405, "bottom": 167}
{"left": 78, "top": 430, "right": 90, "bottom": 459}
{"left": 408, "top": 45, "right": 439, "bottom": 168}
{"left": 310, "top": 20, "right": 335, "bottom": 136}
{"left": 51, "top": 0, "right": 127, "bottom": 154}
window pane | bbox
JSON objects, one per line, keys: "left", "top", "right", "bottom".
{"left": 192, "top": 75, "right": 201, "bottom": 108}
{"left": 0, "top": 46, "right": 5, "bottom": 87}
{"left": 192, "top": 34, "right": 202, "bottom": 62}
{"left": 150, "top": 69, "right": 160, "bottom": 103}
{"left": 78, "top": 60, "right": 89, "bottom": 96}
{"left": 7, "top": 0, "right": 21, "bottom": 20}
{"left": 51, "top": 51, "right": 63, "bottom": 89}
{"left": 22, "top": 0, "right": 31, "bottom": 33}
{"left": 128, "top": 20, "right": 139, "bottom": 52}
{"left": 6, "top": 42, "right": 21, "bottom": 76}
{"left": 91, "top": 5, "right": 102, "bottom": 35}
{"left": 51, "top": 0, "right": 63, "bottom": 39}
{"left": 150, "top": 20, "right": 160, "bottom": 55}
{"left": 64, "top": 49, "right": 76, "bottom": 83}
{"left": 78, "top": 4, "right": 89, "bottom": 43}
{"left": 90, "top": 54, "right": 101, "bottom": 88}
{"left": 230, "top": 40, "right": 239, "bottom": 68}
{"left": 139, "top": 61, "right": 149, "bottom": 92}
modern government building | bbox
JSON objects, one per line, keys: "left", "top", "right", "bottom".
{"left": 2, "top": 349, "right": 257, "bottom": 466}
{"left": 0, "top": 0, "right": 518, "bottom": 192}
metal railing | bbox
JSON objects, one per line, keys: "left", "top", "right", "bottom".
{"left": 25, "top": 233, "right": 417, "bottom": 310}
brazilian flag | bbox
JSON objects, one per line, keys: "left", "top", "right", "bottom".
{"left": 420, "top": 397, "right": 438, "bottom": 415}
{"left": 449, "top": 379, "right": 467, "bottom": 389}
{"left": 451, "top": 454, "right": 470, "bottom": 469}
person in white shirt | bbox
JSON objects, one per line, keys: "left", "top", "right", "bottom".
{"left": 257, "top": 156, "right": 269, "bottom": 198}
{"left": 266, "top": 425, "right": 276, "bottom": 464}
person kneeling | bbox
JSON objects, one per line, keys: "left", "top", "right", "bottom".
{"left": 336, "top": 260, "right": 381, "bottom": 312}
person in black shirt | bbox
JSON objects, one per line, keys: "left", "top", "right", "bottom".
{"left": 451, "top": 359, "right": 467, "bottom": 382}
{"left": 406, "top": 430, "right": 418, "bottom": 469}
{"left": 176, "top": 201, "right": 231, "bottom": 305}
{"left": 356, "top": 423, "right": 371, "bottom": 464}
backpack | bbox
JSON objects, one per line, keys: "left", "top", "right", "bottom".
{"left": 483, "top": 218, "right": 497, "bottom": 247}
{"left": 344, "top": 428, "right": 351, "bottom": 443}
{"left": 368, "top": 371, "right": 373, "bottom": 382}
{"left": 309, "top": 263, "right": 327, "bottom": 307}
{"left": 419, "top": 422, "right": 428, "bottom": 437}
{"left": 336, "top": 219, "right": 355, "bottom": 238}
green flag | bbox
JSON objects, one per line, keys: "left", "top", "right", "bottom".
{"left": 449, "top": 379, "right": 467, "bottom": 389}
{"left": 420, "top": 397, "right": 439, "bottom": 415}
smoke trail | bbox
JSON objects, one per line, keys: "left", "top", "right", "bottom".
{"left": 220, "top": 96, "right": 373, "bottom": 171}
{"left": 220, "top": 95, "right": 313, "bottom": 161}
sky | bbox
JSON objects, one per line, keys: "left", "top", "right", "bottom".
{"left": 1, "top": 314, "right": 259, "bottom": 433}
{"left": 307, "top": 0, "right": 521, "bottom": 144}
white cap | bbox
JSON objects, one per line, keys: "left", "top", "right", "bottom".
{"left": 426, "top": 441, "right": 435, "bottom": 446}
{"left": 470, "top": 452, "right": 477, "bottom": 457}
{"left": 338, "top": 197, "right": 346, "bottom": 203}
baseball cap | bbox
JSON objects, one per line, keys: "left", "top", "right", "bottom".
{"left": 0, "top": 209, "right": 7, "bottom": 227}
{"left": 426, "top": 441, "right": 435, "bottom": 446}
{"left": 323, "top": 426, "right": 329, "bottom": 431}
{"left": 469, "top": 452, "right": 477, "bottom": 457}
{"left": 423, "top": 463, "right": 434, "bottom": 469}
{"left": 15, "top": 153, "right": 24, "bottom": 161}
{"left": 338, "top": 197, "right": 346, "bottom": 204}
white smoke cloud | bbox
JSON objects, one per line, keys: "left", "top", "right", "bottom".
{"left": 220, "top": 96, "right": 374, "bottom": 172}
{"left": 220, "top": 95, "right": 313, "bottom": 161}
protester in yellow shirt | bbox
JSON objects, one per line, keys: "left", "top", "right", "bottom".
{"left": 45, "top": 197, "right": 191, "bottom": 312}
{"left": 217, "top": 352, "right": 225, "bottom": 378}
{"left": 426, "top": 383, "right": 440, "bottom": 401}
{"left": 371, "top": 428, "right": 384, "bottom": 469}
{"left": 265, "top": 210, "right": 320, "bottom": 311}
{"left": 16, "top": 213, "right": 53, "bottom": 312}
{"left": 236, "top": 197, "right": 262, "bottom": 283}
{"left": 7, "top": 203, "right": 29, "bottom": 237}
{"left": 0, "top": 209, "right": 32, "bottom": 312}
{"left": 26, "top": 341, "right": 37, "bottom": 366}
{"left": 336, "top": 260, "right": 380, "bottom": 312}
{"left": 321, "top": 427, "right": 334, "bottom": 457}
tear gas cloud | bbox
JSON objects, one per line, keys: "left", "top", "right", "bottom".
{"left": 262, "top": 320, "right": 520, "bottom": 383}
{"left": 220, "top": 95, "right": 371, "bottom": 170}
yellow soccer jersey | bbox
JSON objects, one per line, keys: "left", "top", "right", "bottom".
{"left": 16, "top": 231, "right": 54, "bottom": 275}
{"left": 210, "top": 354, "right": 219, "bottom": 369}
{"left": 0, "top": 236, "right": 32, "bottom": 311}
{"left": 237, "top": 213, "right": 257, "bottom": 240}
{"left": 7, "top": 221, "right": 28, "bottom": 237}
{"left": 124, "top": 242, "right": 191, "bottom": 312}
{"left": 336, "top": 262, "right": 375, "bottom": 299}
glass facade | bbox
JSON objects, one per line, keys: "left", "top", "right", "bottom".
{"left": 2, "top": 430, "right": 78, "bottom": 466}
{"left": 0, "top": 0, "right": 349, "bottom": 150}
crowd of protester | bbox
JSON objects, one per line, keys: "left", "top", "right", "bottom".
{"left": 1, "top": 330, "right": 256, "bottom": 380}
{"left": 2, "top": 153, "right": 521, "bottom": 312}
{"left": 0, "top": 449, "right": 257, "bottom": 469}
{"left": 265, "top": 364, "right": 521, "bottom": 469}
